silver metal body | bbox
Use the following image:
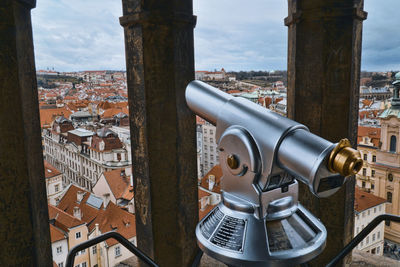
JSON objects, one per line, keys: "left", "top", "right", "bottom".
{"left": 186, "top": 80, "right": 348, "bottom": 266}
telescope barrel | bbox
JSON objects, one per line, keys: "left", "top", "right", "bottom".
{"left": 186, "top": 80, "right": 233, "bottom": 124}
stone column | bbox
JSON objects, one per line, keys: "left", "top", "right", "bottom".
{"left": 0, "top": 0, "right": 52, "bottom": 265}
{"left": 120, "top": 0, "right": 198, "bottom": 266}
{"left": 285, "top": 0, "right": 367, "bottom": 265}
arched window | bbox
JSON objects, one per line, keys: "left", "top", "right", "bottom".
{"left": 390, "top": 135, "right": 397, "bottom": 152}
{"left": 387, "top": 192, "right": 392, "bottom": 203}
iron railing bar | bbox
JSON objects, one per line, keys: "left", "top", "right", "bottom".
{"left": 65, "top": 231, "right": 158, "bottom": 267}
{"left": 191, "top": 248, "right": 204, "bottom": 267}
{"left": 326, "top": 214, "right": 400, "bottom": 267}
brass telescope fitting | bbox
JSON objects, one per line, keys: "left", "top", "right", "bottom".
{"left": 328, "top": 139, "right": 363, "bottom": 176}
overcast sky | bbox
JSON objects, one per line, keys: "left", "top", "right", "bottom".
{"left": 31, "top": 0, "right": 400, "bottom": 72}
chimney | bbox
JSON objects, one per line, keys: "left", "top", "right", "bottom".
{"left": 77, "top": 191, "right": 85, "bottom": 202}
{"left": 73, "top": 206, "right": 82, "bottom": 220}
{"left": 103, "top": 193, "right": 110, "bottom": 209}
{"left": 208, "top": 175, "right": 215, "bottom": 191}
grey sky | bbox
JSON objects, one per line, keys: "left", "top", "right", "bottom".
{"left": 31, "top": 0, "right": 400, "bottom": 72}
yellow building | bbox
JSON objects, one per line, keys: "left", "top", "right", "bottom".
{"left": 357, "top": 72, "right": 400, "bottom": 243}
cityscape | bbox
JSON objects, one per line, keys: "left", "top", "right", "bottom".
{"left": 34, "top": 67, "right": 400, "bottom": 266}
{"left": 3, "top": 0, "right": 400, "bottom": 266}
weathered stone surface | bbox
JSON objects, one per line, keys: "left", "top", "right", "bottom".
{"left": 349, "top": 250, "right": 400, "bottom": 267}
{"left": 121, "top": 1, "right": 198, "bottom": 266}
{"left": 0, "top": 0, "right": 51, "bottom": 266}
{"left": 286, "top": 0, "right": 366, "bottom": 266}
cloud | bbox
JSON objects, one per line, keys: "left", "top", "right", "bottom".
{"left": 31, "top": 0, "right": 400, "bottom": 72}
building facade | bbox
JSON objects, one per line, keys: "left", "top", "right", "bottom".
{"left": 356, "top": 73, "right": 400, "bottom": 244}
{"left": 354, "top": 187, "right": 386, "bottom": 255}
{"left": 43, "top": 116, "right": 130, "bottom": 191}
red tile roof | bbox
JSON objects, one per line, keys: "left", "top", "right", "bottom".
{"left": 39, "top": 107, "right": 72, "bottom": 128}
{"left": 354, "top": 187, "right": 386, "bottom": 212}
{"left": 49, "top": 224, "right": 66, "bottom": 243}
{"left": 48, "top": 204, "right": 84, "bottom": 232}
{"left": 44, "top": 160, "right": 61, "bottom": 179}
{"left": 199, "top": 165, "right": 222, "bottom": 194}
{"left": 357, "top": 126, "right": 381, "bottom": 147}
{"left": 57, "top": 185, "right": 136, "bottom": 246}
{"left": 102, "top": 169, "right": 134, "bottom": 200}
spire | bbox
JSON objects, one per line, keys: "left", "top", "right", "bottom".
{"left": 392, "top": 72, "right": 400, "bottom": 108}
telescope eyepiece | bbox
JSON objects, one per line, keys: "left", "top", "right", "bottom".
{"left": 328, "top": 139, "right": 363, "bottom": 176}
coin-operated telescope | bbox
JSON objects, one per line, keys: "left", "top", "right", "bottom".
{"left": 186, "top": 81, "right": 363, "bottom": 267}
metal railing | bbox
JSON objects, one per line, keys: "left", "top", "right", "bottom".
{"left": 326, "top": 214, "right": 400, "bottom": 267}
{"left": 65, "top": 214, "right": 400, "bottom": 267}
{"left": 65, "top": 231, "right": 158, "bottom": 267}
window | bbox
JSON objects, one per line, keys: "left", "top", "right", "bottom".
{"left": 56, "top": 246, "right": 62, "bottom": 254}
{"left": 82, "top": 263, "right": 87, "bottom": 267}
{"left": 390, "top": 135, "right": 397, "bottom": 152}
{"left": 379, "top": 205, "right": 382, "bottom": 211}
{"left": 58, "top": 263, "right": 63, "bottom": 267}
{"left": 377, "top": 246, "right": 380, "bottom": 254}
{"left": 203, "top": 136, "right": 206, "bottom": 142}
{"left": 374, "top": 207, "right": 376, "bottom": 213}
{"left": 372, "top": 233, "right": 375, "bottom": 241}
{"left": 115, "top": 246, "right": 121, "bottom": 257}
{"left": 366, "top": 236, "right": 369, "bottom": 244}
{"left": 76, "top": 232, "right": 81, "bottom": 239}
{"left": 361, "top": 240, "right": 364, "bottom": 247}
{"left": 386, "top": 220, "right": 391, "bottom": 226}
{"left": 55, "top": 184, "right": 59, "bottom": 192}
{"left": 92, "top": 246, "right": 97, "bottom": 254}
{"left": 371, "top": 170, "right": 375, "bottom": 177}
{"left": 388, "top": 173, "right": 393, "bottom": 182}
{"left": 371, "top": 248, "right": 376, "bottom": 254}
{"left": 371, "top": 183, "right": 375, "bottom": 190}
{"left": 204, "top": 145, "right": 207, "bottom": 151}
{"left": 372, "top": 155, "right": 376, "bottom": 162}
{"left": 363, "top": 154, "right": 367, "bottom": 160}
{"left": 210, "top": 146, "right": 214, "bottom": 152}
{"left": 362, "top": 181, "right": 366, "bottom": 188}
{"left": 210, "top": 129, "right": 213, "bottom": 135}
{"left": 362, "top": 212, "right": 365, "bottom": 218}
{"left": 362, "top": 168, "right": 366, "bottom": 176}
{"left": 387, "top": 192, "right": 392, "bottom": 203}
{"left": 377, "top": 231, "right": 380, "bottom": 239}
{"left": 210, "top": 138, "right": 214, "bottom": 143}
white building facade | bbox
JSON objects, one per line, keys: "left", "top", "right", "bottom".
{"left": 354, "top": 188, "right": 386, "bottom": 255}
{"left": 43, "top": 117, "right": 131, "bottom": 191}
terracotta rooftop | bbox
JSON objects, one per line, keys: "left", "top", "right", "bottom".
{"left": 199, "top": 165, "right": 223, "bottom": 194}
{"left": 43, "top": 160, "right": 61, "bottom": 179}
{"left": 354, "top": 187, "right": 386, "bottom": 213}
{"left": 357, "top": 126, "right": 381, "bottom": 147}
{"left": 57, "top": 185, "right": 136, "bottom": 246}
{"left": 48, "top": 204, "right": 84, "bottom": 233}
{"left": 102, "top": 169, "right": 134, "bottom": 200}
{"left": 39, "top": 107, "right": 72, "bottom": 128}
{"left": 49, "top": 223, "right": 66, "bottom": 243}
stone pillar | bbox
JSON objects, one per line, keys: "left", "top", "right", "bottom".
{"left": 0, "top": 0, "right": 52, "bottom": 265}
{"left": 285, "top": 0, "right": 367, "bottom": 265}
{"left": 120, "top": 1, "right": 198, "bottom": 266}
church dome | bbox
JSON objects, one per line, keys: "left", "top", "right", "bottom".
{"left": 394, "top": 72, "right": 400, "bottom": 85}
